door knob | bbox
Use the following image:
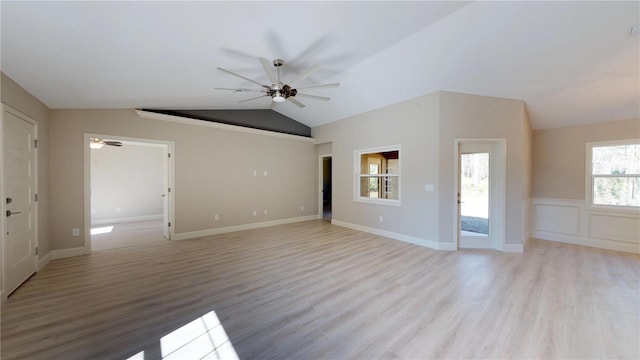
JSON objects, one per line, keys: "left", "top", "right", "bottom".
{"left": 6, "top": 210, "right": 22, "bottom": 217}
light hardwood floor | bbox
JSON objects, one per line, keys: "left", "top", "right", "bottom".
{"left": 91, "top": 220, "right": 166, "bottom": 251}
{"left": 1, "top": 220, "right": 638, "bottom": 359}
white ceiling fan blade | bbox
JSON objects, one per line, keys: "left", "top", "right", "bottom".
{"left": 296, "top": 93, "right": 331, "bottom": 101}
{"left": 259, "top": 57, "right": 277, "bottom": 85}
{"left": 239, "top": 95, "right": 268, "bottom": 103}
{"left": 296, "top": 93, "right": 330, "bottom": 101}
{"left": 217, "top": 67, "right": 268, "bottom": 87}
{"left": 287, "top": 65, "right": 319, "bottom": 86}
{"left": 295, "top": 83, "right": 340, "bottom": 90}
{"left": 287, "top": 97, "right": 306, "bottom": 108}
{"left": 215, "top": 87, "right": 264, "bottom": 93}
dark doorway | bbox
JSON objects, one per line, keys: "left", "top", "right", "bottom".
{"left": 322, "top": 157, "right": 332, "bottom": 219}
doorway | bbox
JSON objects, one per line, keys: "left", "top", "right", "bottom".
{"left": 455, "top": 139, "right": 506, "bottom": 250}
{"left": 319, "top": 155, "right": 332, "bottom": 220}
{"left": 84, "top": 134, "right": 174, "bottom": 252}
{"left": 1, "top": 105, "right": 38, "bottom": 297}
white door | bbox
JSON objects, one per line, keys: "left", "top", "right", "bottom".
{"left": 162, "top": 145, "right": 170, "bottom": 240}
{"left": 3, "top": 108, "right": 37, "bottom": 296}
{"left": 458, "top": 143, "right": 492, "bottom": 249}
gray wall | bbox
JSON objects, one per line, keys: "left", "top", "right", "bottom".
{"left": 49, "top": 109, "right": 317, "bottom": 250}
{"left": 90, "top": 143, "right": 164, "bottom": 223}
{"left": 313, "top": 93, "right": 442, "bottom": 244}
{"left": 533, "top": 118, "right": 640, "bottom": 199}
{"left": 313, "top": 91, "right": 532, "bottom": 246}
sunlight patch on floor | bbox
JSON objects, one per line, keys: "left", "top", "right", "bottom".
{"left": 90, "top": 226, "right": 114, "bottom": 235}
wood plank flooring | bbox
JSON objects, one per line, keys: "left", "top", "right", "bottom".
{"left": 91, "top": 220, "right": 165, "bottom": 251}
{"left": 1, "top": 220, "right": 639, "bottom": 359}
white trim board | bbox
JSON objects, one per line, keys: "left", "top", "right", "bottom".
{"left": 51, "top": 246, "right": 89, "bottom": 260}
{"left": 136, "top": 110, "right": 314, "bottom": 143}
{"left": 37, "top": 253, "right": 51, "bottom": 271}
{"left": 91, "top": 215, "right": 163, "bottom": 226}
{"left": 172, "top": 215, "right": 318, "bottom": 241}
{"left": 331, "top": 219, "right": 454, "bottom": 251}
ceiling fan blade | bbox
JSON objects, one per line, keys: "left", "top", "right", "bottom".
{"left": 103, "top": 141, "right": 123, "bottom": 147}
{"left": 287, "top": 97, "right": 306, "bottom": 108}
{"left": 217, "top": 67, "right": 268, "bottom": 87}
{"left": 259, "top": 57, "right": 277, "bottom": 85}
{"left": 239, "top": 95, "right": 268, "bottom": 103}
{"left": 295, "top": 82, "right": 340, "bottom": 90}
{"left": 287, "top": 65, "right": 319, "bottom": 86}
{"left": 296, "top": 93, "right": 330, "bottom": 101}
{"left": 215, "top": 87, "right": 264, "bottom": 93}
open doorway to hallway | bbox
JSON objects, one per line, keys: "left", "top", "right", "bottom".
{"left": 320, "top": 155, "right": 332, "bottom": 220}
{"left": 88, "top": 137, "right": 172, "bottom": 251}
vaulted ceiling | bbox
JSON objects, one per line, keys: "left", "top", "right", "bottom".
{"left": 1, "top": 1, "right": 638, "bottom": 130}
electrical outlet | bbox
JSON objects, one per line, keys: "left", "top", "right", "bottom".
{"left": 252, "top": 170, "right": 257, "bottom": 176}
{"left": 252, "top": 210, "right": 257, "bottom": 216}
{"left": 263, "top": 170, "right": 268, "bottom": 176}
{"left": 300, "top": 206, "right": 304, "bottom": 212}
{"left": 379, "top": 216, "right": 383, "bottom": 222}
{"left": 264, "top": 209, "right": 268, "bottom": 215}
{"left": 214, "top": 214, "right": 219, "bottom": 221}
{"left": 72, "top": 228, "right": 80, "bottom": 236}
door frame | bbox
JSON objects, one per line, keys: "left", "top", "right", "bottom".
{"left": 83, "top": 133, "right": 175, "bottom": 253}
{"left": 453, "top": 138, "right": 506, "bottom": 251}
{"left": 1, "top": 104, "right": 39, "bottom": 302}
{"left": 317, "top": 154, "right": 332, "bottom": 219}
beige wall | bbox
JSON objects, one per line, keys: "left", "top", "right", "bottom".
{"left": 313, "top": 91, "right": 532, "bottom": 247}
{"left": 49, "top": 109, "right": 317, "bottom": 251}
{"left": 438, "top": 91, "right": 530, "bottom": 245}
{"left": 533, "top": 118, "right": 640, "bottom": 199}
{"left": 313, "top": 93, "right": 441, "bottom": 243}
{"left": 1, "top": 73, "right": 52, "bottom": 260}
{"left": 91, "top": 143, "right": 164, "bottom": 223}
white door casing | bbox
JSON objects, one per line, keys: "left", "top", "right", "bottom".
{"left": 2, "top": 105, "right": 38, "bottom": 296}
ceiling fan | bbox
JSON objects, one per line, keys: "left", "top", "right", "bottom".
{"left": 90, "top": 138, "right": 123, "bottom": 150}
{"left": 215, "top": 58, "right": 339, "bottom": 108}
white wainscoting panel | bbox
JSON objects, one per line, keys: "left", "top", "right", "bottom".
{"left": 534, "top": 201, "right": 580, "bottom": 236}
{"left": 533, "top": 198, "right": 639, "bottom": 254}
{"left": 589, "top": 213, "right": 640, "bottom": 244}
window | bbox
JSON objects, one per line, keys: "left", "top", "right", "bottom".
{"left": 587, "top": 140, "right": 639, "bottom": 208}
{"left": 355, "top": 145, "right": 400, "bottom": 205}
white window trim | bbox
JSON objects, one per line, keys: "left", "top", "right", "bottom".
{"left": 354, "top": 144, "right": 401, "bottom": 206}
{"left": 585, "top": 138, "right": 640, "bottom": 213}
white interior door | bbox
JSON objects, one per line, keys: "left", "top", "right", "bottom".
{"left": 3, "top": 108, "right": 37, "bottom": 296}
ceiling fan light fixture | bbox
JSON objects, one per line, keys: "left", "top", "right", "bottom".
{"left": 273, "top": 92, "right": 286, "bottom": 103}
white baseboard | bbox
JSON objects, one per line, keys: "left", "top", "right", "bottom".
{"left": 51, "top": 246, "right": 89, "bottom": 260}
{"left": 91, "top": 214, "right": 163, "bottom": 226}
{"left": 172, "top": 215, "right": 318, "bottom": 241}
{"left": 533, "top": 230, "right": 640, "bottom": 254}
{"left": 331, "top": 220, "right": 450, "bottom": 251}
{"left": 502, "top": 243, "right": 524, "bottom": 253}
{"left": 38, "top": 252, "right": 51, "bottom": 271}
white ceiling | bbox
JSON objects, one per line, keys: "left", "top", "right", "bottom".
{"left": 1, "top": 1, "right": 638, "bottom": 130}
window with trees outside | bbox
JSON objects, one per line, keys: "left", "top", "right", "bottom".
{"left": 588, "top": 140, "right": 639, "bottom": 208}
{"left": 355, "top": 146, "right": 400, "bottom": 205}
